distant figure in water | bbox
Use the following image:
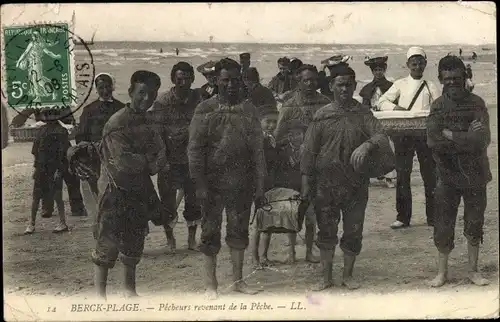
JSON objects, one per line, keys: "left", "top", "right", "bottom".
{"left": 472, "top": 52, "right": 477, "bottom": 62}
{"left": 459, "top": 48, "right": 462, "bottom": 57}
{"left": 465, "top": 63, "right": 475, "bottom": 93}
{"left": 176, "top": 48, "right": 179, "bottom": 56}
{"left": 160, "top": 48, "right": 163, "bottom": 53}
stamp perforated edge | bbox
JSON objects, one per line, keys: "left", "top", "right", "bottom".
{"left": 1, "top": 20, "right": 77, "bottom": 111}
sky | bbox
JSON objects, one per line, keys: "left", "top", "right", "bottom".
{"left": 1, "top": 2, "right": 496, "bottom": 45}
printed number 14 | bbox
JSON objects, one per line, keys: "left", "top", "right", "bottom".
{"left": 47, "top": 306, "right": 56, "bottom": 312}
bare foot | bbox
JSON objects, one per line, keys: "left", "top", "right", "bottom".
{"left": 469, "top": 272, "right": 490, "bottom": 286}
{"left": 311, "top": 281, "right": 334, "bottom": 292}
{"left": 124, "top": 291, "right": 139, "bottom": 298}
{"left": 284, "top": 253, "right": 296, "bottom": 264}
{"left": 166, "top": 238, "right": 176, "bottom": 254}
{"left": 342, "top": 277, "right": 361, "bottom": 290}
{"left": 232, "top": 281, "right": 261, "bottom": 295}
{"left": 428, "top": 274, "right": 447, "bottom": 288}
{"left": 305, "top": 253, "right": 320, "bottom": 263}
{"left": 261, "top": 258, "right": 272, "bottom": 267}
{"left": 204, "top": 289, "right": 218, "bottom": 300}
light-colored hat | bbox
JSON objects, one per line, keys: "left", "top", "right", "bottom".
{"left": 94, "top": 72, "right": 115, "bottom": 90}
{"left": 406, "top": 46, "right": 426, "bottom": 60}
{"left": 196, "top": 61, "right": 217, "bottom": 75}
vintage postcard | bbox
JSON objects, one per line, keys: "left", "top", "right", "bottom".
{"left": 1, "top": 2, "right": 498, "bottom": 321}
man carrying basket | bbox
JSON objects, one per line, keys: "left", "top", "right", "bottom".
{"left": 377, "top": 47, "right": 441, "bottom": 229}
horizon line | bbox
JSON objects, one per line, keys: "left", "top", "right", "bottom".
{"left": 86, "top": 40, "right": 496, "bottom": 47}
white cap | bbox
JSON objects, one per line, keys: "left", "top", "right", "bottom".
{"left": 406, "top": 46, "right": 426, "bottom": 60}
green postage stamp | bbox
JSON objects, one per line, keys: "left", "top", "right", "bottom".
{"left": 2, "top": 22, "right": 94, "bottom": 112}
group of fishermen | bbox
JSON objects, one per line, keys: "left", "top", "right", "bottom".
{"left": 2, "top": 46, "right": 491, "bottom": 299}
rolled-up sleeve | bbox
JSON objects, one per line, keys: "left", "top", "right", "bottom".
{"left": 301, "top": 120, "right": 322, "bottom": 176}
{"left": 377, "top": 82, "right": 400, "bottom": 111}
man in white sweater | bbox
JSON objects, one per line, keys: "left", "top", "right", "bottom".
{"left": 377, "top": 47, "right": 441, "bottom": 229}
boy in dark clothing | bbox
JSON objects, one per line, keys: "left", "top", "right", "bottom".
{"left": 359, "top": 56, "right": 396, "bottom": 188}
{"left": 92, "top": 71, "right": 167, "bottom": 299}
{"left": 427, "top": 55, "right": 491, "bottom": 288}
{"left": 76, "top": 72, "right": 125, "bottom": 196}
{"left": 148, "top": 62, "right": 202, "bottom": 252}
{"left": 253, "top": 117, "right": 319, "bottom": 267}
{"left": 25, "top": 109, "right": 70, "bottom": 234}
{"left": 188, "top": 58, "right": 266, "bottom": 299}
{"left": 252, "top": 107, "right": 279, "bottom": 268}
{"left": 301, "top": 66, "right": 391, "bottom": 291}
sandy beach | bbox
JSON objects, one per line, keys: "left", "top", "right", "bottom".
{"left": 2, "top": 42, "right": 498, "bottom": 319}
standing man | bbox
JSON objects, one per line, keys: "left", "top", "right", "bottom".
{"left": 149, "top": 62, "right": 202, "bottom": 252}
{"left": 76, "top": 73, "right": 125, "bottom": 195}
{"left": 268, "top": 57, "right": 293, "bottom": 98}
{"left": 274, "top": 64, "right": 331, "bottom": 146}
{"left": 92, "top": 70, "right": 166, "bottom": 299}
{"left": 359, "top": 56, "right": 396, "bottom": 188}
{"left": 243, "top": 67, "right": 277, "bottom": 116}
{"left": 301, "top": 65, "right": 392, "bottom": 291}
{"left": 377, "top": 47, "right": 441, "bottom": 229}
{"left": 188, "top": 58, "right": 266, "bottom": 299}
{"left": 427, "top": 55, "right": 491, "bottom": 288}
{"left": 197, "top": 61, "right": 218, "bottom": 101}
{"left": 239, "top": 53, "right": 252, "bottom": 99}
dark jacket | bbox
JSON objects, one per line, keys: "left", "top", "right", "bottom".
{"left": 426, "top": 93, "right": 491, "bottom": 188}
{"left": 148, "top": 88, "right": 201, "bottom": 165}
{"left": 75, "top": 99, "right": 125, "bottom": 143}
{"left": 359, "top": 78, "right": 394, "bottom": 110}
{"left": 32, "top": 122, "right": 70, "bottom": 173}
{"left": 188, "top": 96, "right": 266, "bottom": 195}
{"left": 268, "top": 73, "right": 295, "bottom": 95}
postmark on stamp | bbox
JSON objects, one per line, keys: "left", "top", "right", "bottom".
{"left": 1, "top": 22, "right": 95, "bottom": 119}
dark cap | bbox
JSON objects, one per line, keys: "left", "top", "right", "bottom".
{"left": 197, "top": 61, "right": 217, "bottom": 75}
{"left": 240, "top": 52, "right": 251, "bottom": 59}
{"left": 364, "top": 56, "right": 388, "bottom": 68}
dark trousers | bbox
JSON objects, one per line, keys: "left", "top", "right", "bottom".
{"left": 433, "top": 181, "right": 486, "bottom": 254}
{"left": 314, "top": 183, "right": 369, "bottom": 256}
{"left": 42, "top": 165, "right": 85, "bottom": 215}
{"left": 157, "top": 164, "right": 201, "bottom": 226}
{"left": 392, "top": 134, "right": 436, "bottom": 225}
{"left": 199, "top": 186, "right": 254, "bottom": 256}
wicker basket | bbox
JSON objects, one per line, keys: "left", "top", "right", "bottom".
{"left": 10, "top": 125, "right": 77, "bottom": 142}
{"left": 373, "top": 111, "right": 428, "bottom": 136}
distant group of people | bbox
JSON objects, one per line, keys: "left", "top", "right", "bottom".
{"left": 4, "top": 45, "right": 491, "bottom": 299}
